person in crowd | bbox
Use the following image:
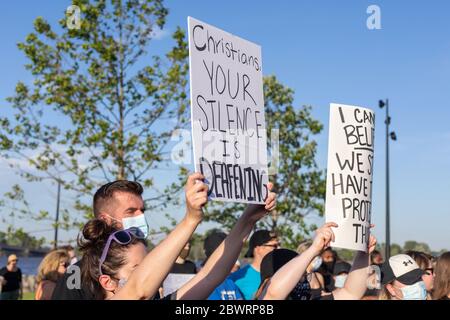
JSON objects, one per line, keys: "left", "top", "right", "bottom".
{"left": 35, "top": 249, "right": 70, "bottom": 300}
{"left": 317, "top": 247, "right": 338, "bottom": 292}
{"left": 296, "top": 240, "right": 325, "bottom": 298}
{"left": 432, "top": 251, "right": 450, "bottom": 300}
{"left": 228, "top": 229, "right": 280, "bottom": 300}
{"left": 76, "top": 179, "right": 276, "bottom": 300}
{"left": 203, "top": 231, "right": 243, "bottom": 300}
{"left": 256, "top": 222, "right": 378, "bottom": 300}
{"left": 379, "top": 254, "right": 428, "bottom": 300}
{"left": 0, "top": 254, "right": 22, "bottom": 300}
{"left": 160, "top": 241, "right": 197, "bottom": 297}
{"left": 405, "top": 250, "right": 434, "bottom": 299}
{"left": 60, "top": 245, "right": 78, "bottom": 266}
{"left": 255, "top": 249, "right": 306, "bottom": 299}
{"left": 371, "top": 250, "right": 384, "bottom": 266}
{"left": 171, "top": 242, "right": 197, "bottom": 274}
{"left": 332, "top": 261, "right": 351, "bottom": 289}
{"left": 52, "top": 173, "right": 206, "bottom": 299}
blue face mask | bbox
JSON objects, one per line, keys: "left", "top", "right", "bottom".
{"left": 122, "top": 214, "right": 149, "bottom": 238}
{"left": 400, "top": 281, "right": 427, "bottom": 300}
{"left": 334, "top": 274, "right": 347, "bottom": 288}
{"left": 310, "top": 256, "right": 323, "bottom": 272}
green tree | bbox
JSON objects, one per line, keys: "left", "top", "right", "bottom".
{"left": 201, "top": 76, "right": 325, "bottom": 249}
{"left": 403, "top": 241, "right": 431, "bottom": 254}
{"left": 0, "top": 227, "right": 46, "bottom": 249}
{"left": 0, "top": 0, "right": 190, "bottom": 230}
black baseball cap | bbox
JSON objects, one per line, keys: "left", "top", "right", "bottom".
{"left": 333, "top": 261, "right": 351, "bottom": 275}
{"left": 204, "top": 231, "right": 227, "bottom": 258}
{"left": 381, "top": 254, "right": 425, "bottom": 285}
{"left": 260, "top": 249, "right": 298, "bottom": 282}
{"left": 245, "top": 230, "right": 277, "bottom": 258}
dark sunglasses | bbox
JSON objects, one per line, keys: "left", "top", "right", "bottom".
{"left": 98, "top": 227, "right": 146, "bottom": 276}
{"left": 425, "top": 268, "right": 434, "bottom": 275}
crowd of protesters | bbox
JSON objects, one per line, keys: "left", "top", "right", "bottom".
{"left": 1, "top": 173, "right": 449, "bottom": 300}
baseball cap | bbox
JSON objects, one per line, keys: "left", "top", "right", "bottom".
{"left": 244, "top": 230, "right": 277, "bottom": 258}
{"left": 333, "top": 261, "right": 351, "bottom": 275}
{"left": 260, "top": 249, "right": 298, "bottom": 282}
{"left": 381, "top": 254, "right": 425, "bottom": 285}
{"left": 204, "top": 231, "right": 227, "bottom": 258}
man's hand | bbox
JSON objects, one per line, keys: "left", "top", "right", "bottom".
{"left": 243, "top": 182, "right": 276, "bottom": 223}
{"left": 185, "top": 172, "right": 208, "bottom": 223}
{"left": 310, "top": 222, "right": 338, "bottom": 256}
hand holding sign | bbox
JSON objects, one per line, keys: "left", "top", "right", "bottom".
{"left": 242, "top": 182, "right": 276, "bottom": 223}
{"left": 185, "top": 172, "right": 208, "bottom": 223}
{"left": 310, "top": 222, "right": 339, "bottom": 256}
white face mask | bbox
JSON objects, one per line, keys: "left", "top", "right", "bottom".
{"left": 122, "top": 214, "right": 149, "bottom": 238}
{"left": 105, "top": 213, "right": 149, "bottom": 238}
{"left": 310, "top": 256, "right": 323, "bottom": 272}
{"left": 400, "top": 281, "right": 427, "bottom": 300}
{"left": 334, "top": 274, "right": 347, "bottom": 288}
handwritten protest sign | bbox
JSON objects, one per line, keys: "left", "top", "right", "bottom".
{"left": 325, "top": 103, "right": 375, "bottom": 252}
{"left": 188, "top": 17, "right": 269, "bottom": 204}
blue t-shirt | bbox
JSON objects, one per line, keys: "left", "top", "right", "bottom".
{"left": 208, "top": 278, "right": 244, "bottom": 300}
{"left": 228, "top": 264, "right": 260, "bottom": 300}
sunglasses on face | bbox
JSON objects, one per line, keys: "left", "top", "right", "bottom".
{"left": 424, "top": 268, "right": 434, "bottom": 275}
{"left": 98, "top": 227, "right": 146, "bottom": 276}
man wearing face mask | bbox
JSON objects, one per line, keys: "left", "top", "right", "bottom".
{"left": 379, "top": 254, "right": 428, "bottom": 300}
{"left": 317, "top": 247, "right": 337, "bottom": 292}
{"left": 51, "top": 180, "right": 151, "bottom": 300}
{"left": 52, "top": 177, "right": 204, "bottom": 300}
{"left": 332, "top": 261, "right": 351, "bottom": 289}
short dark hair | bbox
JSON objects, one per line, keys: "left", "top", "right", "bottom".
{"left": 93, "top": 180, "right": 144, "bottom": 217}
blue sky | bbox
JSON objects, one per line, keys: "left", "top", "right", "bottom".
{"left": 1, "top": 1, "right": 449, "bottom": 251}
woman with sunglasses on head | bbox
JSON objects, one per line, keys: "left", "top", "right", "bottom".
{"left": 256, "top": 222, "right": 378, "bottom": 300}
{"left": 35, "top": 249, "right": 71, "bottom": 300}
{"left": 78, "top": 180, "right": 277, "bottom": 300}
{"left": 404, "top": 250, "right": 434, "bottom": 299}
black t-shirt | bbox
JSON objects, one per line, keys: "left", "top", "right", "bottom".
{"left": 0, "top": 267, "right": 22, "bottom": 292}
{"left": 170, "top": 261, "right": 197, "bottom": 274}
{"left": 51, "top": 260, "right": 95, "bottom": 300}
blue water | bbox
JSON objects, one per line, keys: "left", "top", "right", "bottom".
{"left": 0, "top": 256, "right": 42, "bottom": 275}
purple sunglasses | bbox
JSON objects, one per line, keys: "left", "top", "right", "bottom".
{"left": 98, "top": 227, "right": 146, "bottom": 276}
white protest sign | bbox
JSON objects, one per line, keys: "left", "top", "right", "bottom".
{"left": 325, "top": 103, "right": 375, "bottom": 252}
{"left": 188, "top": 17, "right": 269, "bottom": 205}
{"left": 162, "top": 273, "right": 196, "bottom": 296}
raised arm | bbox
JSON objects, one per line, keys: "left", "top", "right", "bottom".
{"left": 260, "top": 222, "right": 338, "bottom": 300}
{"left": 332, "top": 234, "right": 377, "bottom": 300}
{"left": 177, "top": 183, "right": 277, "bottom": 300}
{"left": 113, "top": 173, "right": 207, "bottom": 300}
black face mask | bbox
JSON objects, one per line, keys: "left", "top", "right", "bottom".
{"left": 322, "top": 261, "right": 335, "bottom": 273}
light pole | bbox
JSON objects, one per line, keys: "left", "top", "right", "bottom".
{"left": 54, "top": 180, "right": 61, "bottom": 249}
{"left": 378, "top": 99, "right": 396, "bottom": 259}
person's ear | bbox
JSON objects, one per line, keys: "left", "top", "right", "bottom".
{"left": 99, "top": 275, "right": 118, "bottom": 293}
